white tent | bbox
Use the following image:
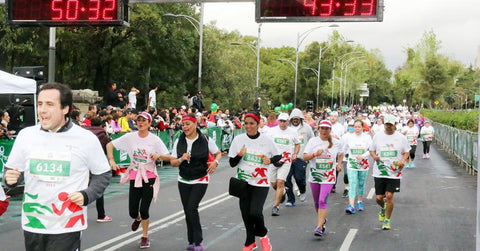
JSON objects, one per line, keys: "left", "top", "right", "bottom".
{"left": 0, "top": 70, "right": 37, "bottom": 94}
{"left": 0, "top": 70, "right": 37, "bottom": 123}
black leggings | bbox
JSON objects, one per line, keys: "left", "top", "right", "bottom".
{"left": 422, "top": 141, "right": 432, "bottom": 154}
{"left": 129, "top": 178, "right": 155, "bottom": 220}
{"left": 240, "top": 185, "right": 269, "bottom": 246}
{"left": 409, "top": 145, "right": 417, "bottom": 160}
{"left": 178, "top": 182, "right": 208, "bottom": 246}
{"left": 96, "top": 195, "right": 105, "bottom": 219}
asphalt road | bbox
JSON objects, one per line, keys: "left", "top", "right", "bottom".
{"left": 0, "top": 143, "right": 476, "bottom": 251}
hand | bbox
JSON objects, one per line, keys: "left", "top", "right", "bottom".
{"left": 315, "top": 149, "right": 323, "bottom": 157}
{"left": 336, "top": 163, "right": 342, "bottom": 172}
{"left": 109, "top": 159, "right": 119, "bottom": 171}
{"left": 4, "top": 168, "right": 21, "bottom": 186}
{"left": 68, "top": 192, "right": 84, "bottom": 206}
{"left": 372, "top": 155, "right": 380, "bottom": 162}
{"left": 151, "top": 153, "right": 165, "bottom": 161}
{"left": 262, "top": 156, "right": 271, "bottom": 165}
{"left": 207, "top": 160, "right": 218, "bottom": 174}
{"left": 398, "top": 159, "right": 406, "bottom": 169}
{"left": 181, "top": 152, "right": 191, "bottom": 162}
{"left": 239, "top": 145, "right": 247, "bottom": 157}
{"left": 292, "top": 153, "right": 298, "bottom": 161}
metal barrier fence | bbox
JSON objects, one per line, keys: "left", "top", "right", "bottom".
{"left": 431, "top": 121, "right": 478, "bottom": 174}
{"left": 0, "top": 127, "right": 246, "bottom": 173}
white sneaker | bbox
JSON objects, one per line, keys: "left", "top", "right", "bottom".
{"left": 299, "top": 193, "right": 306, "bottom": 202}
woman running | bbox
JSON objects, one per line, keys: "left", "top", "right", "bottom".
{"left": 402, "top": 119, "right": 419, "bottom": 167}
{"left": 303, "top": 120, "right": 344, "bottom": 238}
{"left": 420, "top": 121, "right": 434, "bottom": 159}
{"left": 342, "top": 120, "right": 372, "bottom": 214}
{"left": 228, "top": 111, "right": 282, "bottom": 251}
{"left": 170, "top": 113, "right": 222, "bottom": 251}
{"left": 107, "top": 112, "right": 171, "bottom": 249}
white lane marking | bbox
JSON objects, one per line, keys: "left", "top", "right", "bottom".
{"left": 366, "top": 188, "right": 375, "bottom": 199}
{"left": 85, "top": 192, "right": 231, "bottom": 251}
{"left": 339, "top": 228, "right": 358, "bottom": 251}
{"left": 104, "top": 195, "right": 233, "bottom": 251}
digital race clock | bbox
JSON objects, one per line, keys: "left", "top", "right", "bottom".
{"left": 256, "top": 0, "right": 383, "bottom": 22}
{"left": 6, "top": 0, "right": 129, "bottom": 27}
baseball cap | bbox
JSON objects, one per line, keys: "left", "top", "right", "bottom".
{"left": 318, "top": 120, "right": 332, "bottom": 128}
{"left": 136, "top": 112, "right": 152, "bottom": 123}
{"left": 383, "top": 114, "right": 396, "bottom": 125}
{"left": 278, "top": 113, "right": 289, "bottom": 121}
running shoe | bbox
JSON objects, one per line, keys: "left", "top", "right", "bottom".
{"left": 342, "top": 189, "right": 349, "bottom": 198}
{"left": 382, "top": 219, "right": 391, "bottom": 230}
{"left": 422, "top": 154, "right": 427, "bottom": 159}
{"left": 280, "top": 188, "right": 287, "bottom": 203}
{"left": 285, "top": 202, "right": 296, "bottom": 207}
{"left": 193, "top": 244, "right": 203, "bottom": 251}
{"left": 331, "top": 188, "right": 336, "bottom": 193}
{"left": 242, "top": 242, "right": 257, "bottom": 251}
{"left": 186, "top": 243, "right": 195, "bottom": 250}
{"left": 97, "top": 216, "right": 112, "bottom": 223}
{"left": 260, "top": 236, "right": 272, "bottom": 251}
{"left": 322, "top": 218, "right": 327, "bottom": 233}
{"left": 131, "top": 218, "right": 141, "bottom": 231}
{"left": 140, "top": 237, "right": 150, "bottom": 249}
{"left": 410, "top": 162, "right": 416, "bottom": 168}
{"left": 299, "top": 193, "right": 306, "bottom": 202}
{"left": 271, "top": 206, "right": 280, "bottom": 216}
{"left": 314, "top": 226, "right": 324, "bottom": 237}
{"left": 357, "top": 201, "right": 364, "bottom": 211}
{"left": 426, "top": 153, "right": 430, "bottom": 159}
{"left": 378, "top": 205, "right": 386, "bottom": 222}
{"left": 346, "top": 205, "right": 356, "bottom": 214}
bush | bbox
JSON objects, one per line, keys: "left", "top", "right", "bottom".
{"left": 420, "top": 109, "right": 478, "bottom": 132}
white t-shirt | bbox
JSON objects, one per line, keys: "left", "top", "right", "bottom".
{"left": 128, "top": 91, "right": 137, "bottom": 109}
{"left": 331, "top": 122, "right": 345, "bottom": 140}
{"left": 171, "top": 134, "right": 219, "bottom": 184}
{"left": 0, "top": 186, "right": 6, "bottom": 201}
{"left": 266, "top": 126, "right": 300, "bottom": 168}
{"left": 402, "top": 126, "right": 419, "bottom": 145}
{"left": 111, "top": 131, "right": 169, "bottom": 179}
{"left": 342, "top": 133, "right": 372, "bottom": 171}
{"left": 369, "top": 131, "right": 411, "bottom": 179}
{"left": 304, "top": 137, "right": 343, "bottom": 184}
{"left": 148, "top": 90, "right": 156, "bottom": 108}
{"left": 290, "top": 124, "right": 314, "bottom": 156}
{"left": 228, "top": 133, "right": 280, "bottom": 187}
{"left": 420, "top": 126, "right": 434, "bottom": 141}
{"left": 371, "top": 123, "right": 384, "bottom": 135}
{"left": 5, "top": 124, "right": 110, "bottom": 234}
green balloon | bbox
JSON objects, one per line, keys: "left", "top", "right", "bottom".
{"left": 281, "top": 104, "right": 286, "bottom": 110}
{"left": 210, "top": 103, "right": 218, "bottom": 111}
{"left": 274, "top": 107, "right": 279, "bottom": 112}
{"left": 288, "top": 103, "right": 293, "bottom": 109}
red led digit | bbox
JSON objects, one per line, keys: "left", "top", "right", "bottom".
{"left": 303, "top": 0, "right": 317, "bottom": 15}
{"left": 51, "top": 0, "right": 63, "bottom": 20}
{"left": 319, "top": 0, "right": 333, "bottom": 16}
{"left": 30, "top": 0, "right": 42, "bottom": 20}
{"left": 102, "top": 0, "right": 116, "bottom": 20}
{"left": 360, "top": 0, "right": 375, "bottom": 16}
{"left": 343, "top": 0, "right": 357, "bottom": 16}
{"left": 66, "top": 0, "right": 79, "bottom": 20}
{"left": 14, "top": 0, "right": 28, "bottom": 20}
{"left": 89, "top": 0, "right": 101, "bottom": 20}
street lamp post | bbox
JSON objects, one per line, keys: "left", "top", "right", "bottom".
{"left": 231, "top": 24, "right": 262, "bottom": 91}
{"left": 277, "top": 58, "right": 296, "bottom": 101}
{"left": 293, "top": 25, "right": 338, "bottom": 107}
{"left": 343, "top": 59, "right": 367, "bottom": 106}
{"left": 164, "top": 3, "right": 204, "bottom": 92}
{"left": 331, "top": 51, "right": 362, "bottom": 108}
{"left": 340, "top": 56, "right": 365, "bottom": 107}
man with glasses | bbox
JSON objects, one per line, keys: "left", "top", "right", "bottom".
{"left": 284, "top": 108, "right": 314, "bottom": 207}
{"left": 266, "top": 113, "right": 300, "bottom": 216}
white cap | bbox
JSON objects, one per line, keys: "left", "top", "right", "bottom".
{"left": 278, "top": 113, "right": 289, "bottom": 121}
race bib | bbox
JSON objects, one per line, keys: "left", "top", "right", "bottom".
{"left": 243, "top": 153, "right": 264, "bottom": 165}
{"left": 29, "top": 151, "right": 71, "bottom": 182}
{"left": 380, "top": 150, "right": 398, "bottom": 158}
{"left": 311, "top": 158, "right": 335, "bottom": 183}
{"left": 274, "top": 137, "right": 290, "bottom": 146}
{"left": 350, "top": 148, "right": 366, "bottom": 155}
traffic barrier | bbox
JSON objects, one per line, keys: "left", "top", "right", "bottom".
{"left": 431, "top": 121, "right": 478, "bottom": 174}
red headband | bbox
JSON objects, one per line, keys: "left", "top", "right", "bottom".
{"left": 245, "top": 113, "right": 260, "bottom": 123}
{"left": 182, "top": 116, "right": 197, "bottom": 123}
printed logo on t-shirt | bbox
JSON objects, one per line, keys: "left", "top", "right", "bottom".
{"left": 133, "top": 148, "right": 148, "bottom": 163}
{"left": 274, "top": 137, "right": 290, "bottom": 145}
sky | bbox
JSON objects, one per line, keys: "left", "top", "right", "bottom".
{"left": 203, "top": 0, "right": 480, "bottom": 71}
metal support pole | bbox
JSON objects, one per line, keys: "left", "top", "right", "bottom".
{"left": 316, "top": 47, "right": 322, "bottom": 111}
{"left": 197, "top": 3, "right": 204, "bottom": 92}
{"left": 256, "top": 24, "right": 261, "bottom": 90}
{"left": 48, "top": 27, "right": 56, "bottom": 83}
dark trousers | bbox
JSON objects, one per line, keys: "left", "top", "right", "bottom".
{"left": 240, "top": 185, "right": 269, "bottom": 246}
{"left": 129, "top": 179, "right": 154, "bottom": 220}
{"left": 423, "top": 141, "right": 432, "bottom": 154}
{"left": 285, "top": 159, "right": 307, "bottom": 203}
{"left": 96, "top": 195, "right": 105, "bottom": 219}
{"left": 24, "top": 230, "right": 81, "bottom": 251}
{"left": 409, "top": 145, "right": 417, "bottom": 160}
{"left": 178, "top": 182, "right": 208, "bottom": 245}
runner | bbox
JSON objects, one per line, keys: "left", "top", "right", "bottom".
{"left": 228, "top": 111, "right": 281, "bottom": 251}
{"left": 303, "top": 120, "right": 344, "bottom": 238}
{"left": 342, "top": 120, "right": 372, "bottom": 214}
{"left": 106, "top": 111, "right": 171, "bottom": 249}
{"left": 266, "top": 113, "right": 300, "bottom": 215}
{"left": 170, "top": 114, "right": 222, "bottom": 251}
{"left": 420, "top": 121, "right": 434, "bottom": 159}
{"left": 329, "top": 111, "right": 345, "bottom": 194}
{"left": 285, "top": 108, "right": 314, "bottom": 206}
{"left": 369, "top": 114, "right": 410, "bottom": 230}
{"left": 402, "top": 119, "right": 419, "bottom": 167}
{"left": 3, "top": 83, "right": 111, "bottom": 251}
